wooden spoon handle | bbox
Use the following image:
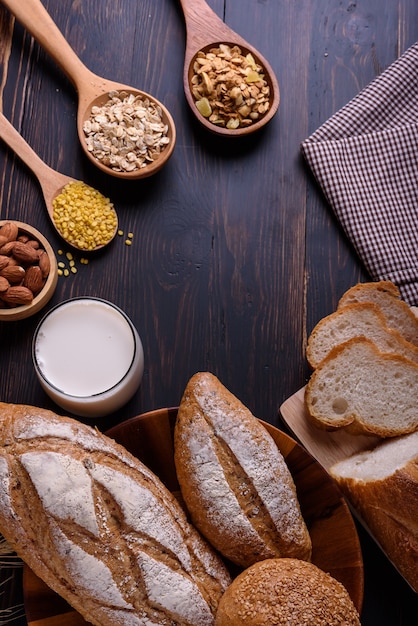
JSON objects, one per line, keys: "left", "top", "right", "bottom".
{"left": 0, "top": 112, "right": 71, "bottom": 216}
{"left": 0, "top": 0, "right": 95, "bottom": 91}
{"left": 178, "top": 0, "right": 237, "bottom": 45}
{"left": 0, "top": 112, "right": 56, "bottom": 182}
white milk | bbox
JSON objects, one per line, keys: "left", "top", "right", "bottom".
{"left": 33, "top": 298, "right": 144, "bottom": 417}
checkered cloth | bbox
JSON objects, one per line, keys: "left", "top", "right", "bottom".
{"left": 302, "top": 41, "right": 418, "bottom": 306}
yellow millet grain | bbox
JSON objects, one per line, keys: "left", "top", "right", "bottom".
{"left": 52, "top": 181, "right": 117, "bottom": 251}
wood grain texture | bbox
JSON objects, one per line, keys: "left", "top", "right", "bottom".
{"left": 23, "top": 409, "right": 363, "bottom": 625}
{"left": 0, "top": 0, "right": 418, "bottom": 623}
{"left": 280, "top": 387, "right": 381, "bottom": 470}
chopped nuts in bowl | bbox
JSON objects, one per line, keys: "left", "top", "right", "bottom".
{"left": 187, "top": 43, "right": 279, "bottom": 135}
{"left": 0, "top": 221, "right": 58, "bottom": 322}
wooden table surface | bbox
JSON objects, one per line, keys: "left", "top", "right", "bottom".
{"left": 0, "top": 0, "right": 417, "bottom": 623}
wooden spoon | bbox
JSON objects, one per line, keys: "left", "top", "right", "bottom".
{"left": 178, "top": 0, "right": 280, "bottom": 136}
{"left": 1, "top": 0, "right": 176, "bottom": 179}
{"left": 0, "top": 111, "right": 118, "bottom": 251}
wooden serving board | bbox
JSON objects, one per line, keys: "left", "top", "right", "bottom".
{"left": 280, "top": 387, "right": 418, "bottom": 594}
{"left": 279, "top": 387, "right": 381, "bottom": 470}
{"left": 23, "top": 407, "right": 364, "bottom": 624}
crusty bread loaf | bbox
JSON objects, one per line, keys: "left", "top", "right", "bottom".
{"left": 338, "top": 281, "right": 418, "bottom": 347}
{"left": 214, "top": 558, "right": 361, "bottom": 626}
{"left": 330, "top": 431, "right": 418, "bottom": 593}
{"left": 305, "top": 337, "right": 418, "bottom": 437}
{"left": 174, "top": 372, "right": 312, "bottom": 569}
{"left": 0, "top": 402, "right": 231, "bottom": 626}
{"left": 306, "top": 301, "right": 418, "bottom": 369}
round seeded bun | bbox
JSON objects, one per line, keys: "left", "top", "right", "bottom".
{"left": 215, "top": 558, "right": 361, "bottom": 626}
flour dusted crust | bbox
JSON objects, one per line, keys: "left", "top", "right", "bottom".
{"left": 174, "top": 372, "right": 312, "bottom": 568}
{"left": 214, "top": 558, "right": 361, "bottom": 626}
{"left": 0, "top": 402, "right": 231, "bottom": 626}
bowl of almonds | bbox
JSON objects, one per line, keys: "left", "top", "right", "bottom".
{"left": 0, "top": 220, "right": 58, "bottom": 322}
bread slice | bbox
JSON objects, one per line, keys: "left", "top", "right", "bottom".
{"left": 307, "top": 302, "right": 418, "bottom": 369}
{"left": 330, "top": 431, "right": 418, "bottom": 592}
{"left": 338, "top": 281, "right": 418, "bottom": 347}
{"left": 305, "top": 337, "right": 418, "bottom": 437}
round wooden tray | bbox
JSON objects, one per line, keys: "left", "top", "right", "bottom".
{"left": 23, "top": 408, "right": 364, "bottom": 625}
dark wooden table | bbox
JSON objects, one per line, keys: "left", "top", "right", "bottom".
{"left": 0, "top": 0, "right": 417, "bottom": 623}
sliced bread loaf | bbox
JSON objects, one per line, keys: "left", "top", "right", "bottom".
{"left": 330, "top": 431, "right": 418, "bottom": 592}
{"left": 305, "top": 337, "right": 418, "bottom": 437}
{"left": 306, "top": 302, "right": 418, "bottom": 369}
{"left": 338, "top": 281, "right": 418, "bottom": 347}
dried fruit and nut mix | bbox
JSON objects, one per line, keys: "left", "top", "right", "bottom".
{"left": 191, "top": 44, "right": 271, "bottom": 129}
{"left": 52, "top": 181, "right": 117, "bottom": 251}
{"left": 0, "top": 222, "right": 51, "bottom": 308}
{"left": 83, "top": 90, "right": 170, "bottom": 173}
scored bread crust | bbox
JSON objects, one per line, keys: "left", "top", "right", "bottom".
{"left": 305, "top": 337, "right": 418, "bottom": 437}
{"left": 0, "top": 402, "right": 231, "bottom": 626}
{"left": 174, "top": 372, "right": 312, "bottom": 569}
{"left": 338, "top": 281, "right": 418, "bottom": 347}
{"left": 214, "top": 558, "right": 361, "bottom": 626}
{"left": 306, "top": 301, "right": 418, "bottom": 369}
{"left": 330, "top": 432, "right": 418, "bottom": 593}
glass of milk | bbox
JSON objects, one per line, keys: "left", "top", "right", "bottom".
{"left": 32, "top": 297, "right": 144, "bottom": 418}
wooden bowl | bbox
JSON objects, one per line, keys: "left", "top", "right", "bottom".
{"left": 23, "top": 408, "right": 364, "bottom": 625}
{"left": 185, "top": 42, "right": 280, "bottom": 137}
{"left": 0, "top": 221, "right": 58, "bottom": 322}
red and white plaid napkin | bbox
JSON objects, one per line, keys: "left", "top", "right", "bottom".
{"left": 302, "top": 42, "right": 418, "bottom": 306}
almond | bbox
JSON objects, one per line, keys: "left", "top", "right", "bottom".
{"left": 38, "top": 250, "right": 51, "bottom": 278}
{"left": 11, "top": 241, "right": 40, "bottom": 265}
{"left": 0, "top": 235, "right": 8, "bottom": 248}
{"left": 0, "top": 221, "right": 19, "bottom": 243}
{"left": 5, "top": 256, "right": 19, "bottom": 267}
{"left": 0, "top": 276, "right": 10, "bottom": 293}
{"left": 26, "top": 239, "right": 40, "bottom": 249}
{"left": 1, "top": 265, "right": 25, "bottom": 284}
{"left": 1, "top": 286, "right": 33, "bottom": 306}
{"left": 23, "top": 265, "right": 44, "bottom": 294}
{"left": 0, "top": 241, "right": 16, "bottom": 256}
{"left": 0, "top": 255, "right": 9, "bottom": 271}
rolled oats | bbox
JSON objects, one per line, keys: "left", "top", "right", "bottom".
{"left": 191, "top": 44, "right": 271, "bottom": 129}
{"left": 83, "top": 91, "right": 170, "bottom": 172}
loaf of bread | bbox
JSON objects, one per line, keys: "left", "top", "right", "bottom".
{"left": 0, "top": 402, "right": 231, "bottom": 626}
{"left": 330, "top": 431, "right": 418, "bottom": 593}
{"left": 306, "top": 301, "right": 418, "bottom": 369}
{"left": 174, "top": 372, "right": 312, "bottom": 569}
{"left": 214, "top": 558, "right": 361, "bottom": 626}
{"left": 338, "top": 280, "right": 418, "bottom": 347}
{"left": 305, "top": 337, "right": 418, "bottom": 436}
